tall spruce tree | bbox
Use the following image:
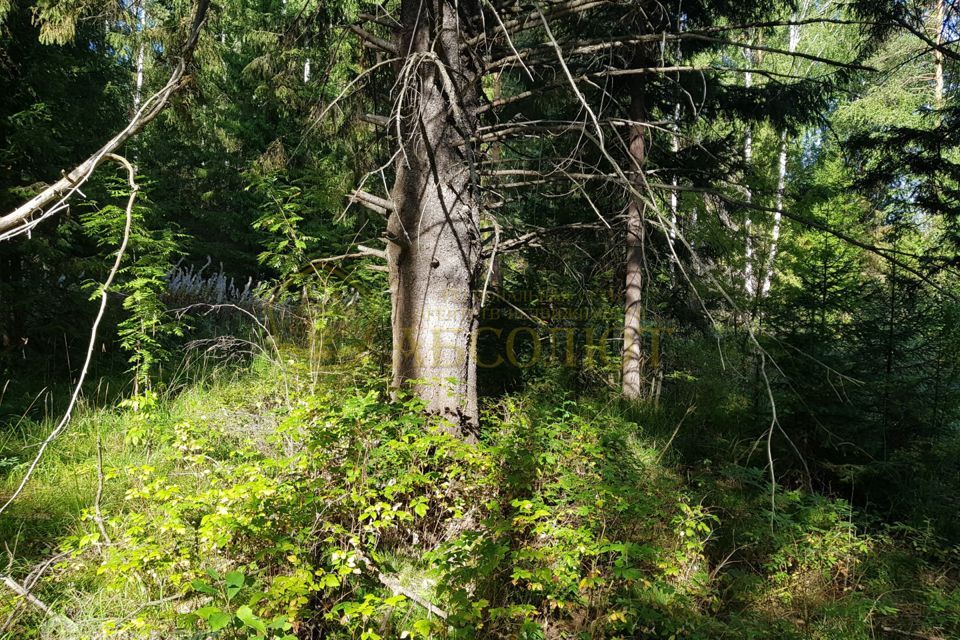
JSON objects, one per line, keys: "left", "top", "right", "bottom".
{"left": 343, "top": 0, "right": 890, "bottom": 425}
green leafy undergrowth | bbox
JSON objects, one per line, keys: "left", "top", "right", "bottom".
{"left": 2, "top": 368, "right": 958, "bottom": 639}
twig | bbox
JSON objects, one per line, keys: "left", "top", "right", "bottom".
{"left": 301, "top": 245, "right": 386, "bottom": 273}
{"left": 536, "top": 6, "right": 604, "bottom": 149}
{"left": 168, "top": 303, "right": 289, "bottom": 401}
{"left": 656, "top": 405, "right": 695, "bottom": 463}
{"left": 482, "top": 221, "right": 608, "bottom": 256}
{"left": 0, "top": 155, "right": 136, "bottom": 518}
{"left": 356, "top": 551, "right": 447, "bottom": 619}
{"left": 682, "top": 32, "right": 874, "bottom": 71}
{"left": 480, "top": 216, "right": 501, "bottom": 308}
{"left": 1, "top": 576, "right": 56, "bottom": 616}
{"left": 348, "top": 190, "right": 396, "bottom": 215}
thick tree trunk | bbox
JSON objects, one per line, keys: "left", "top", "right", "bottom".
{"left": 622, "top": 84, "right": 648, "bottom": 400}
{"left": 388, "top": 0, "right": 482, "bottom": 430}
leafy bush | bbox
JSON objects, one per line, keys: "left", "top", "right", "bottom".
{"left": 5, "top": 362, "right": 957, "bottom": 639}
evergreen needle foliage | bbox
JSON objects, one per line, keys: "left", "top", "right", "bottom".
{"left": 0, "top": 0, "right": 959, "bottom": 638}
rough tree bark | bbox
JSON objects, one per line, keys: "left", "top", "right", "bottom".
{"left": 622, "top": 81, "right": 648, "bottom": 400}
{"left": 387, "top": 0, "right": 483, "bottom": 430}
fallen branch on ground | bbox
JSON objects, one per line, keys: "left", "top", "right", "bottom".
{"left": 357, "top": 553, "right": 448, "bottom": 619}
{"left": 376, "top": 572, "right": 448, "bottom": 620}
{"left": 1, "top": 575, "right": 76, "bottom": 630}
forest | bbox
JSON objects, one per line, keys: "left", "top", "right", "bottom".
{"left": 1, "top": 0, "right": 959, "bottom": 638}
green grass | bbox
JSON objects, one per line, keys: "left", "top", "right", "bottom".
{"left": 0, "top": 358, "right": 291, "bottom": 632}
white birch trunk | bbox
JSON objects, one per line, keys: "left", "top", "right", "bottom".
{"left": 669, "top": 102, "right": 679, "bottom": 282}
{"left": 743, "top": 54, "right": 755, "bottom": 297}
{"left": 133, "top": 1, "right": 145, "bottom": 111}
{"left": 761, "top": 132, "right": 788, "bottom": 296}
{"left": 760, "top": 20, "right": 802, "bottom": 296}
{"left": 934, "top": 0, "right": 945, "bottom": 108}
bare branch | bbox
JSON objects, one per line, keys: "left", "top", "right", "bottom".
{"left": 476, "top": 118, "right": 671, "bottom": 142}
{"left": 1, "top": 575, "right": 75, "bottom": 627}
{"left": 471, "top": 0, "right": 611, "bottom": 45}
{"left": 94, "top": 433, "right": 112, "bottom": 546}
{"left": 360, "top": 113, "right": 391, "bottom": 128}
{"left": 683, "top": 33, "right": 874, "bottom": 71}
{"left": 348, "top": 190, "right": 396, "bottom": 215}
{"left": 0, "top": 154, "right": 136, "bottom": 518}
{"left": 484, "top": 221, "right": 610, "bottom": 256}
{"left": 654, "top": 182, "right": 960, "bottom": 301}
{"left": 894, "top": 18, "right": 960, "bottom": 63}
{"left": 0, "top": 0, "right": 210, "bottom": 241}
{"left": 305, "top": 245, "right": 387, "bottom": 267}
{"left": 480, "top": 65, "right": 699, "bottom": 113}
{"left": 357, "top": 12, "right": 401, "bottom": 30}
{"left": 349, "top": 24, "right": 398, "bottom": 54}
{"left": 480, "top": 169, "right": 640, "bottom": 182}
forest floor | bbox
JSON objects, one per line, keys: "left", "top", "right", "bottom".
{"left": 1, "top": 350, "right": 958, "bottom": 639}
